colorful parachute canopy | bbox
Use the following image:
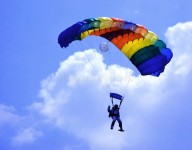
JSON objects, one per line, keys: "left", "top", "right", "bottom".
{"left": 110, "top": 93, "right": 124, "bottom": 101}
{"left": 58, "top": 17, "right": 173, "bottom": 77}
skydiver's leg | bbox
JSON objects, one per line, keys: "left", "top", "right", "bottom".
{"left": 117, "top": 117, "right": 124, "bottom": 131}
{"left": 111, "top": 116, "right": 117, "bottom": 130}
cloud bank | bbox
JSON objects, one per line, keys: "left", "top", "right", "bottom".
{"left": 31, "top": 21, "right": 192, "bottom": 150}
{"left": 2, "top": 21, "right": 192, "bottom": 150}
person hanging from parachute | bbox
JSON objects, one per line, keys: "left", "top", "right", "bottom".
{"left": 108, "top": 93, "right": 124, "bottom": 132}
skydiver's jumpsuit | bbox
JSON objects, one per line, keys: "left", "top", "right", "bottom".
{"left": 108, "top": 105, "right": 123, "bottom": 130}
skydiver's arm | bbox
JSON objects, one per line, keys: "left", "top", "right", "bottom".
{"left": 107, "top": 106, "right": 111, "bottom": 112}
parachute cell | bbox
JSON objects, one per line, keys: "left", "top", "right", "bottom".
{"left": 58, "top": 17, "right": 173, "bottom": 77}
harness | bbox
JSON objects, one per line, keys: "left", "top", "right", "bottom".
{"left": 109, "top": 107, "right": 120, "bottom": 118}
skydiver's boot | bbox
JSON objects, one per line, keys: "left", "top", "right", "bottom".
{"left": 118, "top": 123, "right": 124, "bottom": 132}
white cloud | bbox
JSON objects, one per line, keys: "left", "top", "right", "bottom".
{"left": 0, "top": 104, "right": 21, "bottom": 126}
{"left": 31, "top": 50, "right": 169, "bottom": 149}
{"left": 31, "top": 21, "right": 192, "bottom": 149}
{"left": 0, "top": 104, "right": 44, "bottom": 146}
{"left": 11, "top": 127, "right": 43, "bottom": 145}
{"left": 165, "top": 21, "right": 192, "bottom": 77}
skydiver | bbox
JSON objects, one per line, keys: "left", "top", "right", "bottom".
{"left": 108, "top": 104, "right": 124, "bottom": 132}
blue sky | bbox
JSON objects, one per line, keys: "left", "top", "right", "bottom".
{"left": 0, "top": 0, "right": 192, "bottom": 150}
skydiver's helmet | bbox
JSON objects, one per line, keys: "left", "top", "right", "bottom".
{"left": 114, "top": 104, "right": 119, "bottom": 109}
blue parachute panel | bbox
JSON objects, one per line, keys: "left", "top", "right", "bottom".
{"left": 110, "top": 93, "right": 124, "bottom": 100}
{"left": 137, "top": 54, "right": 167, "bottom": 76}
{"left": 58, "top": 21, "right": 87, "bottom": 48}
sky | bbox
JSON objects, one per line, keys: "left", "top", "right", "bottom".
{"left": 0, "top": 0, "right": 192, "bottom": 150}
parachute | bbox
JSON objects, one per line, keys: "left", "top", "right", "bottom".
{"left": 110, "top": 93, "right": 124, "bottom": 100}
{"left": 58, "top": 17, "right": 173, "bottom": 77}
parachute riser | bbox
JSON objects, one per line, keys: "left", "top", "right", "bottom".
{"left": 111, "top": 97, "right": 114, "bottom": 106}
{"left": 110, "top": 93, "right": 124, "bottom": 108}
{"left": 119, "top": 99, "right": 123, "bottom": 108}
{"left": 110, "top": 97, "right": 123, "bottom": 108}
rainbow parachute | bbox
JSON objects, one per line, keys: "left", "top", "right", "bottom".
{"left": 58, "top": 17, "right": 173, "bottom": 76}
